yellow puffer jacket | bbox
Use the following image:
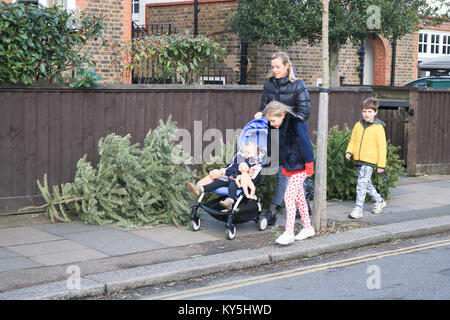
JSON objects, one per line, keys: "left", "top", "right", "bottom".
{"left": 346, "top": 119, "right": 387, "bottom": 169}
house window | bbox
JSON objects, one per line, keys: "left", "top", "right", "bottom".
{"left": 419, "top": 32, "right": 428, "bottom": 53}
{"left": 47, "top": 0, "right": 67, "bottom": 8}
{"left": 443, "top": 36, "right": 450, "bottom": 55}
{"left": 418, "top": 30, "right": 450, "bottom": 59}
{"left": 431, "top": 34, "right": 440, "bottom": 54}
{"left": 45, "top": 0, "right": 75, "bottom": 11}
{"left": 132, "top": 0, "right": 139, "bottom": 14}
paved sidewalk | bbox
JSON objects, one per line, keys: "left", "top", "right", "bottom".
{"left": 0, "top": 174, "right": 449, "bottom": 299}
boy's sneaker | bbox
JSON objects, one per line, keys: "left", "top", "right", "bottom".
{"left": 275, "top": 231, "right": 295, "bottom": 245}
{"left": 295, "top": 227, "right": 315, "bottom": 240}
{"left": 219, "top": 197, "right": 234, "bottom": 211}
{"left": 349, "top": 208, "right": 363, "bottom": 219}
{"left": 372, "top": 200, "right": 386, "bottom": 214}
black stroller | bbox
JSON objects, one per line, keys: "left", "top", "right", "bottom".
{"left": 189, "top": 118, "right": 269, "bottom": 240}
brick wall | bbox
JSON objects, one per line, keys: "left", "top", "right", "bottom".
{"left": 0, "top": 0, "right": 131, "bottom": 83}
{"left": 145, "top": 0, "right": 436, "bottom": 86}
{"left": 76, "top": 0, "right": 132, "bottom": 83}
{"left": 146, "top": 0, "right": 241, "bottom": 83}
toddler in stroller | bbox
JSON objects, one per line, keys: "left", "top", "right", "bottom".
{"left": 188, "top": 117, "right": 269, "bottom": 240}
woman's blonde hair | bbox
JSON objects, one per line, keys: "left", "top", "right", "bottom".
{"left": 266, "top": 51, "right": 299, "bottom": 82}
{"left": 263, "top": 100, "right": 295, "bottom": 117}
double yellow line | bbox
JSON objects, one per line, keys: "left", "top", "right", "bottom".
{"left": 143, "top": 238, "right": 450, "bottom": 300}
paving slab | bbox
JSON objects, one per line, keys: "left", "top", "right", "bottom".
{"left": 0, "top": 248, "right": 20, "bottom": 259}
{"left": 29, "top": 249, "right": 109, "bottom": 266}
{"left": 0, "top": 256, "right": 43, "bottom": 272}
{"left": 131, "top": 226, "right": 220, "bottom": 247}
{"left": 0, "top": 227, "right": 61, "bottom": 247}
{"left": 62, "top": 228, "right": 168, "bottom": 256}
{"left": 7, "top": 239, "right": 91, "bottom": 257}
{"left": 33, "top": 221, "right": 106, "bottom": 236}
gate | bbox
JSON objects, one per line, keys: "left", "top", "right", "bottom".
{"left": 377, "top": 99, "right": 410, "bottom": 163}
{"left": 373, "top": 87, "right": 412, "bottom": 164}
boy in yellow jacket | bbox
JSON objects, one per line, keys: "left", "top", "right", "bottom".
{"left": 345, "top": 97, "right": 387, "bottom": 218}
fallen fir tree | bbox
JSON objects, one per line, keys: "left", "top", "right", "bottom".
{"left": 31, "top": 117, "right": 197, "bottom": 229}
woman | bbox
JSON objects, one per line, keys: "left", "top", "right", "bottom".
{"left": 263, "top": 101, "right": 315, "bottom": 245}
{"left": 254, "top": 51, "right": 311, "bottom": 226}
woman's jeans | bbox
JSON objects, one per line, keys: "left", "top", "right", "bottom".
{"left": 272, "top": 166, "right": 288, "bottom": 206}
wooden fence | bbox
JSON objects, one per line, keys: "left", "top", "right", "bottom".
{"left": 407, "top": 88, "right": 450, "bottom": 175}
{"left": 0, "top": 84, "right": 448, "bottom": 214}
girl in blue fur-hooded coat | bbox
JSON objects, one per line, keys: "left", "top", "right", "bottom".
{"left": 263, "top": 100, "right": 315, "bottom": 245}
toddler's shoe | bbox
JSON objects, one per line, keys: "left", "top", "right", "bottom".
{"left": 295, "top": 227, "right": 315, "bottom": 240}
{"left": 219, "top": 197, "right": 234, "bottom": 211}
{"left": 188, "top": 183, "right": 202, "bottom": 197}
{"left": 275, "top": 231, "right": 295, "bottom": 245}
{"left": 349, "top": 207, "right": 363, "bottom": 219}
{"left": 372, "top": 200, "right": 386, "bottom": 214}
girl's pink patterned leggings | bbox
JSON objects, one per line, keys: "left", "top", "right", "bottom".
{"left": 284, "top": 170, "right": 312, "bottom": 234}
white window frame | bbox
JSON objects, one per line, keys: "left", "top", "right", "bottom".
{"left": 418, "top": 29, "right": 450, "bottom": 59}
{"left": 199, "top": 76, "right": 226, "bottom": 85}
{"left": 443, "top": 35, "right": 450, "bottom": 55}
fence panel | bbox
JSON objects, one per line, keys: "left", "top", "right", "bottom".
{"left": 412, "top": 89, "right": 450, "bottom": 174}
{"left": 2, "top": 85, "right": 448, "bottom": 214}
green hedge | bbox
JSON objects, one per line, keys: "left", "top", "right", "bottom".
{"left": 0, "top": 2, "right": 105, "bottom": 87}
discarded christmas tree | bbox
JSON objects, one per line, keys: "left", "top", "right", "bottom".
{"left": 33, "top": 117, "right": 197, "bottom": 228}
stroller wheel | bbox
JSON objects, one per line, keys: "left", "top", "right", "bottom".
{"left": 258, "top": 216, "right": 268, "bottom": 231}
{"left": 190, "top": 218, "right": 201, "bottom": 231}
{"left": 226, "top": 225, "right": 236, "bottom": 240}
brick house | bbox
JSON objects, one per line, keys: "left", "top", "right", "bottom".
{"left": 3, "top": 0, "right": 449, "bottom": 85}
{"left": 2, "top": 0, "right": 132, "bottom": 83}
{"left": 139, "top": 0, "right": 450, "bottom": 86}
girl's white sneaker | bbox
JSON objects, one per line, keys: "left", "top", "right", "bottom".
{"left": 275, "top": 231, "right": 295, "bottom": 245}
{"left": 295, "top": 228, "right": 315, "bottom": 240}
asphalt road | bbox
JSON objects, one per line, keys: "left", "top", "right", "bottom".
{"left": 135, "top": 232, "right": 450, "bottom": 301}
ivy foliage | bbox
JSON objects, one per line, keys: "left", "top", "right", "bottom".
{"left": 35, "top": 117, "right": 197, "bottom": 229}
{"left": 0, "top": 2, "right": 105, "bottom": 87}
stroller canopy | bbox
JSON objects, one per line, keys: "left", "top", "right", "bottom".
{"left": 236, "top": 117, "right": 269, "bottom": 162}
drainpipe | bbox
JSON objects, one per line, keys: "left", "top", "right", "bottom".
{"left": 357, "top": 40, "right": 365, "bottom": 85}
{"left": 239, "top": 38, "right": 248, "bottom": 85}
{"left": 390, "top": 36, "right": 397, "bottom": 86}
{"left": 194, "top": 0, "right": 199, "bottom": 37}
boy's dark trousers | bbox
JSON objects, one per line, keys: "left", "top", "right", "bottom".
{"left": 203, "top": 179, "right": 239, "bottom": 199}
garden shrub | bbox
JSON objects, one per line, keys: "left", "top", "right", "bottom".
{"left": 0, "top": 2, "right": 105, "bottom": 87}
{"left": 323, "top": 124, "right": 404, "bottom": 201}
{"left": 110, "top": 33, "right": 225, "bottom": 84}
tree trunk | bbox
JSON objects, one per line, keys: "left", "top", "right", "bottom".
{"left": 313, "top": 0, "right": 329, "bottom": 233}
{"left": 329, "top": 40, "right": 340, "bottom": 87}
